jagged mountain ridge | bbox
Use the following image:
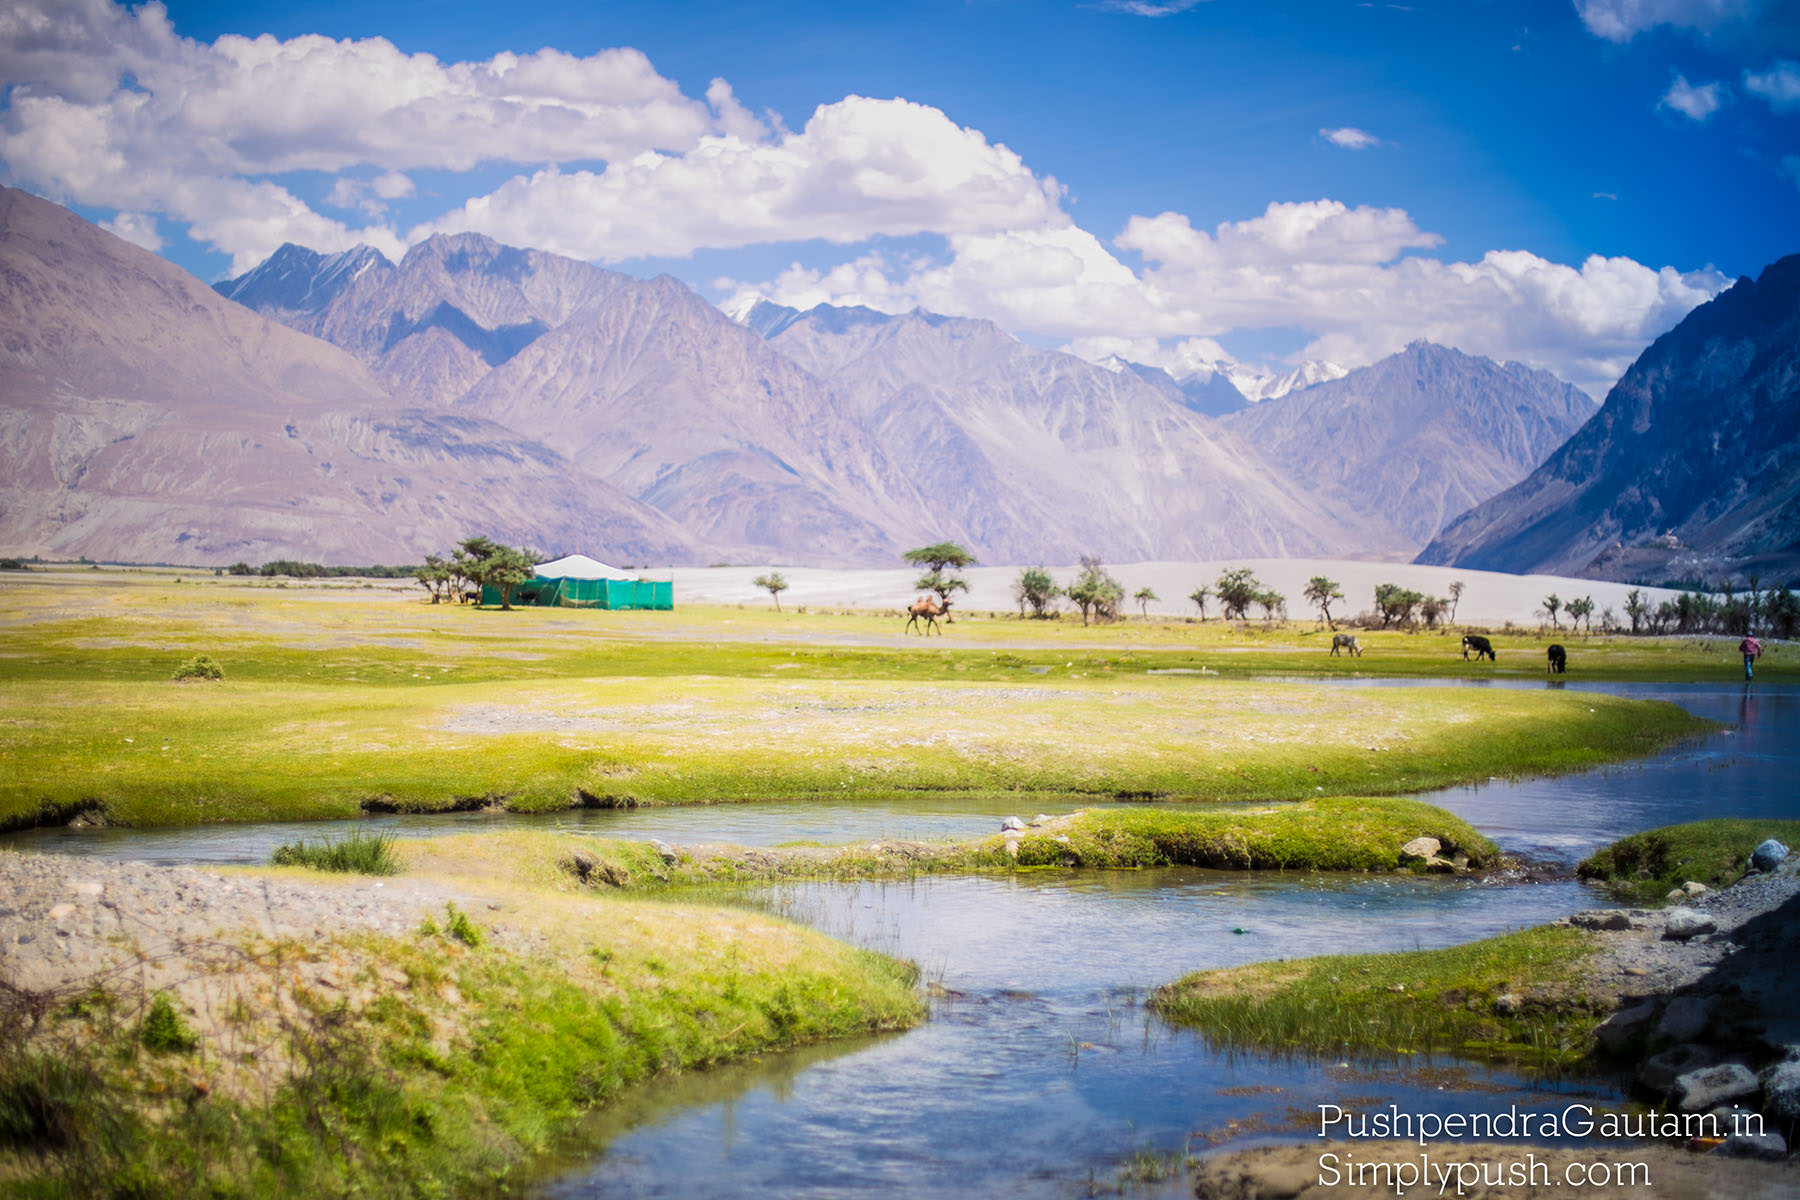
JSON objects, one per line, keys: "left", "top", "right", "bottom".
{"left": 15, "top": 194, "right": 1631, "bottom": 569}
{"left": 0, "top": 187, "right": 699, "bottom": 565}
{"left": 1222, "top": 341, "right": 1597, "bottom": 545}
{"left": 1417, "top": 254, "right": 1800, "bottom": 582}
{"left": 740, "top": 301, "right": 1394, "bottom": 562}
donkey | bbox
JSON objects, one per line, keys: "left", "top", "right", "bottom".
{"left": 1330, "top": 633, "right": 1363, "bottom": 657}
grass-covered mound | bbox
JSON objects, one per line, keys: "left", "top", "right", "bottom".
{"left": 0, "top": 887, "right": 920, "bottom": 1200}
{"left": 1148, "top": 925, "right": 1603, "bottom": 1072}
{"left": 393, "top": 799, "right": 1498, "bottom": 894}
{"left": 1577, "top": 819, "right": 1800, "bottom": 904}
{"left": 994, "top": 799, "right": 1496, "bottom": 872}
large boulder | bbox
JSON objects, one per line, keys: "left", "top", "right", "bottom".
{"left": 1664, "top": 908, "right": 1717, "bottom": 940}
{"left": 1750, "top": 839, "right": 1789, "bottom": 873}
{"left": 1672, "top": 1063, "right": 1760, "bottom": 1112}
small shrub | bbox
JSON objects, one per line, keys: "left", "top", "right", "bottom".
{"left": 171, "top": 654, "right": 224, "bottom": 681}
{"left": 270, "top": 830, "right": 401, "bottom": 876}
{"left": 443, "top": 903, "right": 484, "bottom": 948}
{"left": 138, "top": 993, "right": 197, "bottom": 1054}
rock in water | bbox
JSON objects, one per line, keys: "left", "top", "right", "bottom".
{"left": 1750, "top": 839, "right": 1789, "bottom": 872}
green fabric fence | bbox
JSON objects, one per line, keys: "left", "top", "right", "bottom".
{"left": 479, "top": 578, "right": 673, "bottom": 609}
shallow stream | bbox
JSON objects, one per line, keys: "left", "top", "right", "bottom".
{"left": 11, "top": 680, "right": 1796, "bottom": 1197}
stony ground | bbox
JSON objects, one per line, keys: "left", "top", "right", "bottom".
{"left": 1189, "top": 862, "right": 1800, "bottom": 1198}
{"left": 0, "top": 850, "right": 544, "bottom": 1045}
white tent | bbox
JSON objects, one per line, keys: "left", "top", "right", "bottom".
{"left": 533, "top": 553, "right": 618, "bottom": 580}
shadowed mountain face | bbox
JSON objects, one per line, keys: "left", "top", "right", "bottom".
{"left": 1223, "top": 341, "right": 1596, "bottom": 546}
{"left": 1417, "top": 254, "right": 1800, "bottom": 583}
{"left": 0, "top": 188, "right": 697, "bottom": 565}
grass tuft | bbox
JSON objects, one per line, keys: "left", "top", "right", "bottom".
{"left": 270, "top": 830, "right": 401, "bottom": 876}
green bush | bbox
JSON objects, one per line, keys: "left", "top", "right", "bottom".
{"left": 270, "top": 830, "right": 401, "bottom": 876}
{"left": 137, "top": 994, "right": 197, "bottom": 1054}
{"left": 171, "top": 654, "right": 223, "bottom": 681}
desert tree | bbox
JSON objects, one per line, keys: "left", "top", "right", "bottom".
{"left": 904, "top": 542, "right": 976, "bottom": 609}
{"left": 1419, "top": 595, "right": 1447, "bottom": 629}
{"left": 1541, "top": 593, "right": 1561, "bottom": 630}
{"left": 457, "top": 536, "right": 537, "bottom": 610}
{"left": 1187, "top": 585, "right": 1211, "bottom": 620}
{"left": 1134, "top": 586, "right": 1159, "bottom": 618}
{"left": 1303, "top": 575, "right": 1344, "bottom": 629}
{"left": 1447, "top": 580, "right": 1465, "bottom": 623}
{"left": 753, "top": 572, "right": 790, "bottom": 611}
{"left": 1013, "top": 566, "right": 1059, "bottom": 618}
{"left": 1624, "top": 588, "right": 1646, "bottom": 635}
{"left": 1066, "top": 557, "right": 1124, "bottom": 625}
{"left": 1254, "top": 589, "right": 1286, "bottom": 623}
{"left": 1565, "top": 595, "right": 1594, "bottom": 635}
{"left": 415, "top": 554, "right": 452, "bottom": 604}
{"left": 1214, "top": 568, "right": 1264, "bottom": 621}
{"left": 1373, "top": 582, "right": 1424, "bottom": 628}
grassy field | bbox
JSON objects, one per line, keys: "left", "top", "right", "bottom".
{"left": 0, "top": 853, "right": 921, "bottom": 1200}
{"left": 0, "top": 575, "right": 1718, "bottom": 829}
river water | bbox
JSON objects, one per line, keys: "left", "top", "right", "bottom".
{"left": 9, "top": 681, "right": 1796, "bottom": 1197}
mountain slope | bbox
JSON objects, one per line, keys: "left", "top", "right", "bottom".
{"left": 1416, "top": 255, "right": 1800, "bottom": 581}
{"left": 744, "top": 302, "right": 1390, "bottom": 562}
{"left": 1223, "top": 342, "right": 1595, "bottom": 546}
{"left": 457, "top": 285, "right": 925, "bottom": 562}
{"left": 0, "top": 187, "right": 697, "bottom": 565}
{"left": 217, "top": 234, "right": 630, "bottom": 407}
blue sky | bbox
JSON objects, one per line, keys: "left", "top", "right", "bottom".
{"left": 3, "top": 0, "right": 1795, "bottom": 392}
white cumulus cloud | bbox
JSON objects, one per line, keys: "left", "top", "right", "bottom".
{"left": 1573, "top": 0, "right": 1756, "bottom": 41}
{"left": 1320, "top": 126, "right": 1381, "bottom": 149}
{"left": 98, "top": 209, "right": 161, "bottom": 251}
{"left": 723, "top": 198, "right": 1725, "bottom": 397}
{"left": 414, "top": 96, "right": 1067, "bottom": 261}
{"left": 1660, "top": 74, "right": 1729, "bottom": 119}
{"left": 1743, "top": 59, "right": 1800, "bottom": 109}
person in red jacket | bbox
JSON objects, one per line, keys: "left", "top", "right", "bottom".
{"left": 1739, "top": 634, "right": 1764, "bottom": 681}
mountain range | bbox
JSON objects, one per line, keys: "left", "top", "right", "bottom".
{"left": 1418, "top": 253, "right": 1800, "bottom": 583}
{"left": 2, "top": 185, "right": 1623, "bottom": 569}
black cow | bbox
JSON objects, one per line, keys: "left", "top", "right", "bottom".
{"left": 1547, "top": 644, "right": 1567, "bottom": 674}
{"left": 1461, "top": 634, "right": 1496, "bottom": 661}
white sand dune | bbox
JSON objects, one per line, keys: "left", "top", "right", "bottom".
{"left": 666, "top": 559, "right": 1687, "bottom": 628}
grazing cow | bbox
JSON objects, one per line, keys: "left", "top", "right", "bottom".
{"left": 1547, "top": 644, "right": 1566, "bottom": 674}
{"left": 1330, "top": 633, "right": 1363, "bottom": 657}
{"left": 905, "top": 595, "right": 945, "bottom": 635}
{"left": 1461, "top": 634, "right": 1496, "bottom": 661}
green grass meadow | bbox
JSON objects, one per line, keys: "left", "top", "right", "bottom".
{"left": 0, "top": 575, "right": 1717, "bottom": 829}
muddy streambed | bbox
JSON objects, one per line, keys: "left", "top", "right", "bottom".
{"left": 7, "top": 682, "right": 1796, "bottom": 1198}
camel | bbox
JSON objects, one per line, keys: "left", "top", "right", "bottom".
{"left": 905, "top": 595, "right": 947, "bottom": 635}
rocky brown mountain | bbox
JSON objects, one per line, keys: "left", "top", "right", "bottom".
{"left": 0, "top": 187, "right": 697, "bottom": 566}
{"left": 1222, "top": 341, "right": 1596, "bottom": 546}
{"left": 740, "top": 302, "right": 1387, "bottom": 562}
{"left": 1417, "top": 254, "right": 1800, "bottom": 583}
